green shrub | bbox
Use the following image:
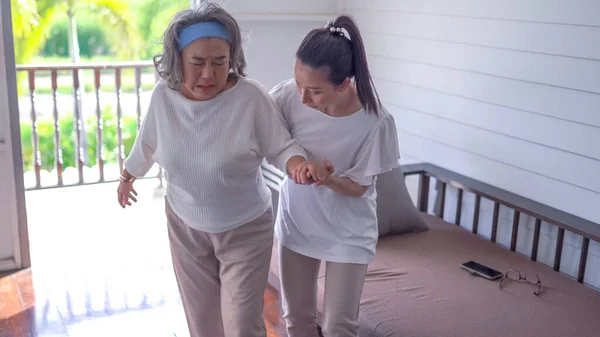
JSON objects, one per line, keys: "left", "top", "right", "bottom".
{"left": 21, "top": 105, "right": 139, "bottom": 172}
{"left": 41, "top": 18, "right": 112, "bottom": 58}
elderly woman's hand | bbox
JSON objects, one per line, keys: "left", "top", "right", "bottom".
{"left": 293, "top": 160, "right": 334, "bottom": 186}
{"left": 117, "top": 171, "right": 138, "bottom": 208}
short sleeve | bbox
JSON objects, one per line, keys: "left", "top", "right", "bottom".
{"left": 339, "top": 114, "right": 401, "bottom": 186}
{"left": 269, "top": 79, "right": 287, "bottom": 104}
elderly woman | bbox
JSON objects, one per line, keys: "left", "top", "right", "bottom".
{"left": 116, "top": 3, "right": 323, "bottom": 337}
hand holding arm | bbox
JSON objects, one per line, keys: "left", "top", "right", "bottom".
{"left": 319, "top": 159, "right": 369, "bottom": 197}
{"left": 292, "top": 159, "right": 332, "bottom": 186}
{"left": 293, "top": 159, "right": 367, "bottom": 197}
{"left": 286, "top": 155, "right": 309, "bottom": 184}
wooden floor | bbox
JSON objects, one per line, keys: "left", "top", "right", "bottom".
{"left": 0, "top": 180, "right": 287, "bottom": 337}
{"left": 0, "top": 269, "right": 286, "bottom": 337}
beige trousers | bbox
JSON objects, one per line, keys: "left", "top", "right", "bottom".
{"left": 278, "top": 244, "right": 368, "bottom": 337}
{"left": 166, "top": 200, "right": 274, "bottom": 337}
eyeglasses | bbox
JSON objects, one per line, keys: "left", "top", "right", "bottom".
{"left": 499, "top": 269, "right": 542, "bottom": 296}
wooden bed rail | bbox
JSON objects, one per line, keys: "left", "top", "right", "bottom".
{"left": 401, "top": 163, "right": 599, "bottom": 284}
{"left": 261, "top": 162, "right": 599, "bottom": 284}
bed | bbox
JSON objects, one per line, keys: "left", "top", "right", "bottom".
{"left": 263, "top": 163, "right": 600, "bottom": 337}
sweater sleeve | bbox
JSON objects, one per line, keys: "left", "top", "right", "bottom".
{"left": 256, "top": 82, "right": 306, "bottom": 172}
{"left": 123, "top": 85, "right": 160, "bottom": 177}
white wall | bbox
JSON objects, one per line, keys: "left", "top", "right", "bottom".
{"left": 213, "top": 0, "right": 340, "bottom": 17}
{"left": 238, "top": 20, "right": 322, "bottom": 91}
{"left": 210, "top": 0, "right": 340, "bottom": 91}
{"left": 342, "top": 0, "right": 600, "bottom": 289}
{"left": 0, "top": 0, "right": 29, "bottom": 271}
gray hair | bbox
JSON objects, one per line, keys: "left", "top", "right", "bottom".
{"left": 153, "top": 2, "right": 247, "bottom": 89}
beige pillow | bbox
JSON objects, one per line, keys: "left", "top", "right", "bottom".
{"left": 376, "top": 166, "right": 429, "bottom": 236}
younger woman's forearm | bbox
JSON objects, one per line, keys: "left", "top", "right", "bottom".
{"left": 325, "top": 176, "right": 368, "bottom": 197}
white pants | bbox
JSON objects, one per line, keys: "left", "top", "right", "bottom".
{"left": 278, "top": 244, "right": 368, "bottom": 337}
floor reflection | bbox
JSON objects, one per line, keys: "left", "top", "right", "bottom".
{"left": 1, "top": 179, "right": 285, "bottom": 337}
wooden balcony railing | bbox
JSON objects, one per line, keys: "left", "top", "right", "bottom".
{"left": 16, "top": 62, "right": 163, "bottom": 190}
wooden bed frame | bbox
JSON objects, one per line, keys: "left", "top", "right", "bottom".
{"left": 262, "top": 162, "right": 600, "bottom": 286}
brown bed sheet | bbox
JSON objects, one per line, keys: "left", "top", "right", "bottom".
{"left": 269, "top": 214, "right": 600, "bottom": 337}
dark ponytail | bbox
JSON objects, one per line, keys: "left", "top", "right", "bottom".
{"left": 296, "top": 15, "right": 381, "bottom": 115}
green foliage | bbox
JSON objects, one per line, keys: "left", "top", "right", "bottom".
{"left": 12, "top": 0, "right": 141, "bottom": 63}
{"left": 41, "top": 18, "right": 112, "bottom": 58}
{"left": 82, "top": 0, "right": 142, "bottom": 60}
{"left": 20, "top": 105, "right": 139, "bottom": 172}
{"left": 11, "top": 0, "right": 44, "bottom": 65}
{"left": 13, "top": 0, "right": 193, "bottom": 63}
{"left": 133, "top": 0, "right": 189, "bottom": 59}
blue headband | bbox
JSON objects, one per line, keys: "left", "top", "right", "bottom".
{"left": 177, "top": 22, "right": 232, "bottom": 52}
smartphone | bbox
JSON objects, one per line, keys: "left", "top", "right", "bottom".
{"left": 460, "top": 261, "right": 503, "bottom": 280}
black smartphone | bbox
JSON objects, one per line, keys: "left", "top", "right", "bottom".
{"left": 460, "top": 261, "right": 503, "bottom": 280}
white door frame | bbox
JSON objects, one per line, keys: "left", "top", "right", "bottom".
{"left": 0, "top": 0, "right": 31, "bottom": 271}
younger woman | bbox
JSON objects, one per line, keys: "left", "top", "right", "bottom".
{"left": 270, "top": 16, "right": 401, "bottom": 337}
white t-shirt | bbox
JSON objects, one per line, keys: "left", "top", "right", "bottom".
{"left": 124, "top": 78, "right": 306, "bottom": 233}
{"left": 270, "top": 78, "right": 401, "bottom": 264}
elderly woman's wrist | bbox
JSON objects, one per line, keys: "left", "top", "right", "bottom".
{"left": 285, "top": 155, "right": 306, "bottom": 176}
{"left": 120, "top": 169, "right": 136, "bottom": 183}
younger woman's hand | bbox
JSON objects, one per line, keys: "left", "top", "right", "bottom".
{"left": 322, "top": 159, "right": 335, "bottom": 175}
{"left": 314, "top": 159, "right": 335, "bottom": 186}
